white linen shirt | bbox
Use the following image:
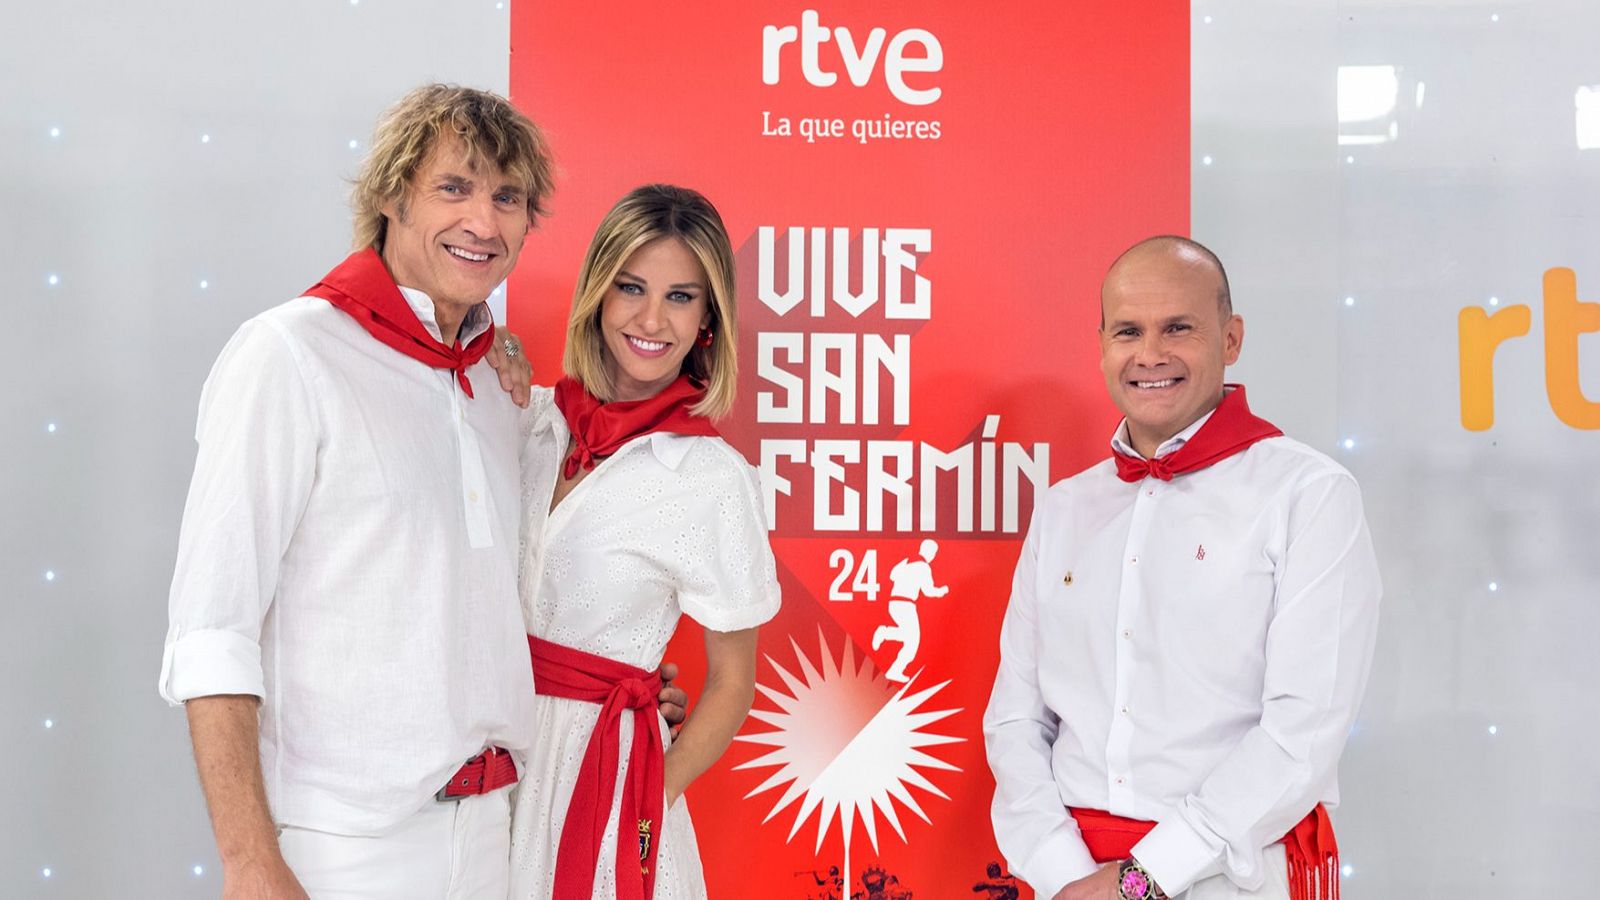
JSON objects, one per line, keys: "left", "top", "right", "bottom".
{"left": 159, "top": 286, "right": 535, "bottom": 835}
{"left": 983, "top": 409, "right": 1381, "bottom": 898}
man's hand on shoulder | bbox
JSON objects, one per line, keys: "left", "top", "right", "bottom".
{"left": 222, "top": 854, "right": 308, "bottom": 900}
{"left": 486, "top": 326, "right": 532, "bottom": 408}
{"left": 1052, "top": 862, "right": 1120, "bottom": 900}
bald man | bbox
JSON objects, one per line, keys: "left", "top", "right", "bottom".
{"left": 983, "top": 237, "right": 1380, "bottom": 900}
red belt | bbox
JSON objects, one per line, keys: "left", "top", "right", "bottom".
{"left": 436, "top": 747, "right": 518, "bottom": 801}
{"left": 1069, "top": 805, "right": 1339, "bottom": 900}
{"left": 530, "top": 635, "right": 665, "bottom": 900}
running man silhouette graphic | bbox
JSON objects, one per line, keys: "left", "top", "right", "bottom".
{"left": 871, "top": 539, "right": 949, "bottom": 683}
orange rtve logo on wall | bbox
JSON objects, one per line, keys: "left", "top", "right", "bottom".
{"left": 1458, "top": 267, "right": 1600, "bottom": 430}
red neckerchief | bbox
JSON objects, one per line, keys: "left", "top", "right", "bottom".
{"left": 553, "top": 375, "right": 719, "bottom": 479}
{"left": 529, "top": 636, "right": 665, "bottom": 900}
{"left": 1069, "top": 806, "right": 1339, "bottom": 900}
{"left": 304, "top": 248, "right": 495, "bottom": 398}
{"left": 1112, "top": 384, "right": 1282, "bottom": 483}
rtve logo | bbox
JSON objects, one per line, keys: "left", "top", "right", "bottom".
{"left": 762, "top": 10, "right": 943, "bottom": 106}
{"left": 1459, "top": 267, "right": 1600, "bottom": 430}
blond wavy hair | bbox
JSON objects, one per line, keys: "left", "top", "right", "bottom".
{"left": 351, "top": 84, "right": 554, "bottom": 251}
{"left": 563, "top": 185, "right": 739, "bottom": 419}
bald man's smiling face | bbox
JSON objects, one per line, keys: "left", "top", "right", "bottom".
{"left": 1099, "top": 247, "right": 1243, "bottom": 458}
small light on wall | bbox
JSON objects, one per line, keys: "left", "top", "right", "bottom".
{"left": 1344, "top": 295, "right": 1355, "bottom": 307}
{"left": 1488, "top": 724, "right": 1499, "bottom": 735}
{"left": 48, "top": 273, "right": 60, "bottom": 286}
{"left": 1202, "top": 15, "right": 1213, "bottom": 24}
{"left": 496, "top": 1, "right": 505, "bottom": 8}
{"left": 1488, "top": 296, "right": 1500, "bottom": 307}
{"left": 193, "top": 865, "right": 205, "bottom": 877}
{"left": 348, "top": 139, "right": 359, "bottom": 150}
{"left": 200, "top": 133, "right": 211, "bottom": 144}
{"left": 1488, "top": 582, "right": 1499, "bottom": 592}
{"left": 1345, "top": 155, "right": 1355, "bottom": 164}
{"left": 50, "top": 126, "right": 62, "bottom": 139}
{"left": 47, "top": 422, "right": 58, "bottom": 433}
{"left": 1341, "top": 865, "right": 1353, "bottom": 878}
{"left": 1490, "top": 13, "right": 1500, "bottom": 22}
{"left": 45, "top": 570, "right": 57, "bottom": 582}
{"left": 45, "top": 718, "right": 55, "bottom": 729}
{"left": 42, "top": 868, "right": 53, "bottom": 879}
{"left": 1201, "top": 155, "right": 1213, "bottom": 166}
{"left": 1342, "top": 438, "right": 1355, "bottom": 450}
{"left": 200, "top": 279, "right": 210, "bottom": 290}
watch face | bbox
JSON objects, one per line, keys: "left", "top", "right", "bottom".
{"left": 1120, "top": 867, "right": 1153, "bottom": 900}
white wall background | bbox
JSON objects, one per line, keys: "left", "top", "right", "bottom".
{"left": 1327, "top": 2, "right": 1600, "bottom": 896}
{"left": 3, "top": 1, "right": 1595, "bottom": 897}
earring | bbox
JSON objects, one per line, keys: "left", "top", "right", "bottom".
{"left": 697, "top": 327, "right": 714, "bottom": 348}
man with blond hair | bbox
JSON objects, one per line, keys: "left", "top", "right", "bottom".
{"left": 984, "top": 237, "right": 1380, "bottom": 900}
{"left": 159, "top": 85, "right": 678, "bottom": 897}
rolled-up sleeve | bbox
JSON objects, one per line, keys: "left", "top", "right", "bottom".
{"left": 158, "top": 318, "right": 319, "bottom": 705}
{"left": 984, "top": 505, "right": 1100, "bottom": 898}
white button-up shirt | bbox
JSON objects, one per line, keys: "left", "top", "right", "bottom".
{"left": 983, "top": 409, "right": 1381, "bottom": 898}
{"left": 159, "top": 287, "right": 535, "bottom": 835}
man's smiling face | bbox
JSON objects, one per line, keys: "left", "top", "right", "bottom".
{"left": 1099, "top": 243, "right": 1243, "bottom": 457}
{"left": 380, "top": 137, "right": 530, "bottom": 325}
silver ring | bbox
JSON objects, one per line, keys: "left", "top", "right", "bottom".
{"left": 503, "top": 338, "right": 522, "bottom": 359}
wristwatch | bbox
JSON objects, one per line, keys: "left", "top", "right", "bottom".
{"left": 1117, "top": 858, "right": 1167, "bottom": 900}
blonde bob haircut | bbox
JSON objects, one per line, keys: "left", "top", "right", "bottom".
{"left": 563, "top": 185, "right": 738, "bottom": 419}
{"left": 351, "top": 84, "right": 554, "bottom": 252}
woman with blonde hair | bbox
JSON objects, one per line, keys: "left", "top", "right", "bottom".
{"left": 508, "top": 184, "right": 781, "bottom": 899}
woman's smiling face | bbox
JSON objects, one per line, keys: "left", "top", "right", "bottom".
{"left": 599, "top": 237, "right": 711, "bottom": 401}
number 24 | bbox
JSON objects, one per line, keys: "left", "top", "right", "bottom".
{"left": 828, "top": 549, "right": 880, "bottom": 602}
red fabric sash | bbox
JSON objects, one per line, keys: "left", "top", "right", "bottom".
{"left": 1068, "top": 806, "right": 1339, "bottom": 900}
{"left": 304, "top": 248, "right": 496, "bottom": 398}
{"left": 553, "top": 375, "right": 719, "bottom": 478}
{"left": 1112, "top": 384, "right": 1282, "bottom": 483}
{"left": 530, "top": 635, "right": 666, "bottom": 900}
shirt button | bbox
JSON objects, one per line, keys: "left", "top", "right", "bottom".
{"left": 1130, "top": 556, "right": 1138, "bottom": 565}
{"left": 468, "top": 491, "right": 480, "bottom": 503}
{"left": 1146, "top": 489, "right": 1155, "bottom": 496}
{"left": 1121, "top": 706, "right": 1130, "bottom": 716}
{"left": 1122, "top": 629, "right": 1132, "bottom": 639}
{"left": 1115, "top": 776, "right": 1126, "bottom": 785}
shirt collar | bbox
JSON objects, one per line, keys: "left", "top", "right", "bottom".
{"left": 396, "top": 285, "right": 493, "bottom": 346}
{"left": 1109, "top": 394, "right": 1228, "bottom": 460}
{"left": 648, "top": 432, "right": 697, "bottom": 471}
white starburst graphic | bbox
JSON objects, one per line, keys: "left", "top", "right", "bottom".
{"left": 732, "top": 628, "right": 962, "bottom": 876}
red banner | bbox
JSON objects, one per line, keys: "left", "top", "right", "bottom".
{"left": 510, "top": 4, "right": 1188, "bottom": 896}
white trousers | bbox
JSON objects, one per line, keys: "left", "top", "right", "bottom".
{"left": 278, "top": 790, "right": 511, "bottom": 899}
{"left": 1179, "top": 845, "right": 1290, "bottom": 900}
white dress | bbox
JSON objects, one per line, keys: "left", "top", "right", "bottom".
{"left": 508, "top": 389, "right": 782, "bottom": 899}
